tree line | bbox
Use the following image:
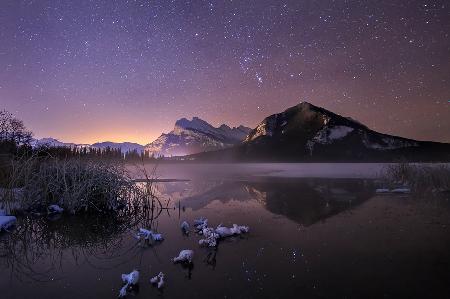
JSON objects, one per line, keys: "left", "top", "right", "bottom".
{"left": 0, "top": 109, "right": 162, "bottom": 162}
{"left": 41, "top": 145, "right": 163, "bottom": 162}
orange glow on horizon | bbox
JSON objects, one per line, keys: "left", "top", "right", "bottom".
{"left": 34, "top": 127, "right": 164, "bottom": 146}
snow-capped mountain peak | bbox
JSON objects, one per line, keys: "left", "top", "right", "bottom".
{"left": 174, "top": 117, "right": 217, "bottom": 135}
{"left": 145, "top": 117, "right": 251, "bottom": 157}
{"left": 241, "top": 101, "right": 427, "bottom": 159}
{"left": 31, "top": 138, "right": 90, "bottom": 149}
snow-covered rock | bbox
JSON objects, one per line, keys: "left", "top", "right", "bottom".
{"left": 196, "top": 222, "right": 250, "bottom": 246}
{"left": 0, "top": 215, "right": 16, "bottom": 231}
{"left": 173, "top": 250, "right": 194, "bottom": 264}
{"left": 135, "top": 228, "right": 164, "bottom": 242}
{"left": 150, "top": 272, "right": 165, "bottom": 289}
{"left": 198, "top": 227, "right": 220, "bottom": 247}
{"left": 215, "top": 224, "right": 249, "bottom": 238}
{"left": 152, "top": 233, "right": 164, "bottom": 241}
{"left": 193, "top": 217, "right": 208, "bottom": 231}
{"left": 121, "top": 270, "right": 139, "bottom": 285}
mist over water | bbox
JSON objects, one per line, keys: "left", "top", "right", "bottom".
{"left": 128, "top": 163, "right": 390, "bottom": 180}
{"left": 1, "top": 164, "right": 449, "bottom": 298}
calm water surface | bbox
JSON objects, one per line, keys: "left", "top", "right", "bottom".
{"left": 1, "top": 164, "right": 449, "bottom": 298}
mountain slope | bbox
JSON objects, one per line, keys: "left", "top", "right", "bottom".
{"left": 191, "top": 102, "right": 450, "bottom": 162}
{"left": 145, "top": 117, "right": 251, "bottom": 157}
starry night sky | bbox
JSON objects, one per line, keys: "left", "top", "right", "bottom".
{"left": 1, "top": 0, "right": 449, "bottom": 144}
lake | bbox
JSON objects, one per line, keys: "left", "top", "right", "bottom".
{"left": 1, "top": 163, "right": 449, "bottom": 298}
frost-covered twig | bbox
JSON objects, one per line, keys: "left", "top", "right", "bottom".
{"left": 150, "top": 272, "right": 165, "bottom": 289}
{"left": 119, "top": 270, "right": 139, "bottom": 297}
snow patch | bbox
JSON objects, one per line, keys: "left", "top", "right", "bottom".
{"left": 313, "top": 126, "right": 354, "bottom": 144}
{"left": 307, "top": 125, "right": 354, "bottom": 155}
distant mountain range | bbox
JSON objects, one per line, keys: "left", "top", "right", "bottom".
{"left": 32, "top": 102, "right": 450, "bottom": 161}
{"left": 191, "top": 102, "right": 450, "bottom": 162}
{"left": 32, "top": 117, "right": 251, "bottom": 156}
{"left": 31, "top": 138, "right": 144, "bottom": 153}
{"left": 31, "top": 138, "right": 91, "bottom": 150}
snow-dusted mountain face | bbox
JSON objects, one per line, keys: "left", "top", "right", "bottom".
{"left": 31, "top": 138, "right": 90, "bottom": 150}
{"left": 145, "top": 117, "right": 251, "bottom": 157}
{"left": 193, "top": 102, "right": 450, "bottom": 162}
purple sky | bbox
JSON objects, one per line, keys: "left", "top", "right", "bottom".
{"left": 1, "top": 0, "right": 449, "bottom": 144}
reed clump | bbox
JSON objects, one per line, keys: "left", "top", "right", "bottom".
{"left": 1, "top": 155, "right": 139, "bottom": 214}
{"left": 381, "top": 163, "right": 450, "bottom": 193}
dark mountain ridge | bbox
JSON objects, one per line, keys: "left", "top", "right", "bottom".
{"left": 190, "top": 102, "right": 450, "bottom": 162}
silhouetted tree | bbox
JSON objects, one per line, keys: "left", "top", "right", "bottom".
{"left": 0, "top": 110, "right": 33, "bottom": 146}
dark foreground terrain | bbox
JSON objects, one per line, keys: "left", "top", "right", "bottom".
{"left": 1, "top": 168, "right": 449, "bottom": 298}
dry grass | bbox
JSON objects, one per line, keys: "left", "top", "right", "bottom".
{"left": 382, "top": 163, "right": 450, "bottom": 193}
{"left": 0, "top": 154, "right": 145, "bottom": 214}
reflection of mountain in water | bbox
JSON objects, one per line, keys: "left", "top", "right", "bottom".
{"left": 245, "top": 178, "right": 374, "bottom": 226}
{"left": 178, "top": 181, "right": 251, "bottom": 210}
{"left": 179, "top": 178, "right": 374, "bottom": 226}
{"left": 154, "top": 180, "right": 226, "bottom": 204}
